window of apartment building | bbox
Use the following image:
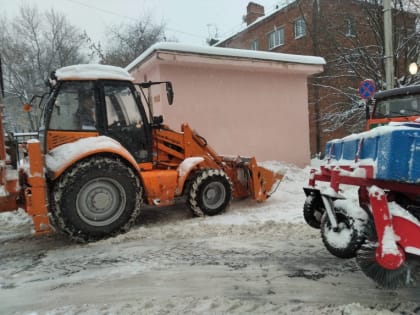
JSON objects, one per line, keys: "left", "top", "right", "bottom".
{"left": 344, "top": 17, "right": 356, "bottom": 37}
{"left": 250, "top": 39, "right": 259, "bottom": 50}
{"left": 268, "top": 27, "right": 284, "bottom": 49}
{"left": 294, "top": 17, "right": 306, "bottom": 38}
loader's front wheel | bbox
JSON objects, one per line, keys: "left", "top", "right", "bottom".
{"left": 320, "top": 205, "right": 366, "bottom": 259}
{"left": 187, "top": 169, "right": 232, "bottom": 216}
{"left": 51, "top": 156, "right": 142, "bottom": 242}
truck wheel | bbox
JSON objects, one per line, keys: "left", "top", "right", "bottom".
{"left": 51, "top": 156, "right": 142, "bottom": 242}
{"left": 303, "top": 195, "right": 324, "bottom": 229}
{"left": 320, "top": 205, "right": 366, "bottom": 259}
{"left": 187, "top": 169, "right": 232, "bottom": 216}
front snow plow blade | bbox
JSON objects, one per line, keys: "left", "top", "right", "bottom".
{"left": 222, "top": 156, "right": 283, "bottom": 202}
{"left": 0, "top": 106, "right": 20, "bottom": 214}
{"left": 0, "top": 108, "right": 52, "bottom": 236}
{"left": 247, "top": 158, "right": 283, "bottom": 202}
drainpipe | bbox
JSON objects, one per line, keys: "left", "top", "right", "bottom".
{"left": 312, "top": 0, "right": 322, "bottom": 154}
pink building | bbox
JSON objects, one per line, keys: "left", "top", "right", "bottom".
{"left": 126, "top": 43, "right": 324, "bottom": 167}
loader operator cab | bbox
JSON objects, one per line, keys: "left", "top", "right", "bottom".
{"left": 37, "top": 65, "right": 173, "bottom": 163}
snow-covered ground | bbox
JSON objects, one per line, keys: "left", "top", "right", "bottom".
{"left": 0, "top": 161, "right": 419, "bottom": 314}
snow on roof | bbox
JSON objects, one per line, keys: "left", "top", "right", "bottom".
{"left": 125, "top": 42, "right": 326, "bottom": 72}
{"left": 55, "top": 64, "right": 134, "bottom": 81}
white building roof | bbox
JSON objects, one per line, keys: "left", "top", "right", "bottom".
{"left": 125, "top": 42, "right": 326, "bottom": 72}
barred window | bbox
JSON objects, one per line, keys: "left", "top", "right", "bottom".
{"left": 344, "top": 17, "right": 356, "bottom": 37}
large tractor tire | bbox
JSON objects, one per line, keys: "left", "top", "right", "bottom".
{"left": 51, "top": 156, "right": 142, "bottom": 242}
{"left": 187, "top": 169, "right": 232, "bottom": 216}
{"left": 320, "top": 204, "right": 367, "bottom": 259}
{"left": 303, "top": 194, "right": 324, "bottom": 229}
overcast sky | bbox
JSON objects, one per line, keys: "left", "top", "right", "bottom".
{"left": 0, "top": 0, "right": 285, "bottom": 45}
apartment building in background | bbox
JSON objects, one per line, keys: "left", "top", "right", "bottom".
{"left": 215, "top": 0, "right": 419, "bottom": 155}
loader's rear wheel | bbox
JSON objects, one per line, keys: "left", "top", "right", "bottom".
{"left": 187, "top": 169, "right": 232, "bottom": 216}
{"left": 51, "top": 156, "right": 142, "bottom": 242}
{"left": 303, "top": 195, "right": 324, "bottom": 229}
{"left": 356, "top": 241, "right": 420, "bottom": 289}
{"left": 320, "top": 206, "right": 366, "bottom": 259}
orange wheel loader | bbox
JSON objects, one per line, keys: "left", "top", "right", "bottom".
{"left": 0, "top": 64, "right": 283, "bottom": 242}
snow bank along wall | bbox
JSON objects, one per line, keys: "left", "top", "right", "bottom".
{"left": 127, "top": 43, "right": 325, "bottom": 167}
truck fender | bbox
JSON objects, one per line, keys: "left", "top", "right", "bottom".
{"left": 45, "top": 136, "right": 140, "bottom": 180}
{"left": 175, "top": 156, "right": 205, "bottom": 195}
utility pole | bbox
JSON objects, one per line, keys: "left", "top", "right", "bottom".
{"left": 312, "top": 0, "right": 322, "bottom": 154}
{"left": 0, "top": 54, "right": 6, "bottom": 162}
{"left": 0, "top": 54, "right": 4, "bottom": 102}
{"left": 384, "top": 0, "right": 394, "bottom": 89}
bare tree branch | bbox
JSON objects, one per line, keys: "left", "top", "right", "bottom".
{"left": 89, "top": 14, "right": 172, "bottom": 67}
{"left": 0, "top": 4, "right": 89, "bottom": 131}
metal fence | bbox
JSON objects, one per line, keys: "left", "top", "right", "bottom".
{"left": 5, "top": 131, "right": 38, "bottom": 144}
{"left": 10, "top": 132, "right": 38, "bottom": 143}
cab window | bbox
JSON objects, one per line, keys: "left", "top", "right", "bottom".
{"left": 49, "top": 81, "right": 96, "bottom": 131}
{"left": 104, "top": 84, "right": 143, "bottom": 129}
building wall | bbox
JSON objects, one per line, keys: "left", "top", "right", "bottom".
{"left": 131, "top": 54, "right": 321, "bottom": 167}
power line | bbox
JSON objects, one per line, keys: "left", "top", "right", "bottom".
{"left": 61, "top": 0, "right": 204, "bottom": 39}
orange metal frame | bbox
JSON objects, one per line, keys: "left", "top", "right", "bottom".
{"left": 367, "top": 115, "right": 420, "bottom": 130}
{"left": 152, "top": 123, "right": 283, "bottom": 202}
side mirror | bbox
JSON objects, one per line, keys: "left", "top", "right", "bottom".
{"left": 166, "top": 82, "right": 174, "bottom": 105}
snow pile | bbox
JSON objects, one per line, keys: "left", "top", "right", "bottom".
{"left": 0, "top": 209, "right": 32, "bottom": 241}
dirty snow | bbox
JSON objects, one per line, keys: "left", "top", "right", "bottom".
{"left": 0, "top": 161, "right": 419, "bottom": 314}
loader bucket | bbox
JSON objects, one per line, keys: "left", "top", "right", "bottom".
{"left": 222, "top": 156, "right": 283, "bottom": 202}
{"left": 247, "top": 157, "right": 283, "bottom": 202}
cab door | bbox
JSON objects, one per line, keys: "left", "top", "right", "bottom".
{"left": 100, "top": 80, "right": 152, "bottom": 163}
